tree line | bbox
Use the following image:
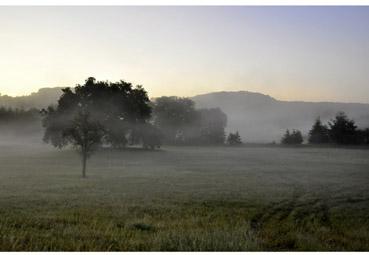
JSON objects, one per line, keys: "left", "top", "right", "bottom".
{"left": 0, "top": 107, "right": 39, "bottom": 123}
{"left": 1, "top": 78, "right": 242, "bottom": 147}
{"left": 152, "top": 96, "right": 242, "bottom": 145}
{"left": 2, "top": 77, "right": 368, "bottom": 177}
{"left": 281, "top": 112, "right": 369, "bottom": 145}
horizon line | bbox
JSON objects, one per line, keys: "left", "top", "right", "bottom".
{"left": 1, "top": 86, "right": 369, "bottom": 105}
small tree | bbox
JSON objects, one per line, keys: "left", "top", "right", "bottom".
{"left": 308, "top": 117, "right": 330, "bottom": 144}
{"left": 328, "top": 112, "right": 358, "bottom": 144}
{"left": 292, "top": 130, "right": 303, "bottom": 144}
{"left": 65, "top": 111, "right": 104, "bottom": 178}
{"left": 281, "top": 129, "right": 290, "bottom": 144}
{"left": 281, "top": 129, "right": 303, "bottom": 145}
{"left": 227, "top": 131, "right": 242, "bottom": 145}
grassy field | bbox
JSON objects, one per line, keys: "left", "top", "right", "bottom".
{"left": 0, "top": 141, "right": 369, "bottom": 251}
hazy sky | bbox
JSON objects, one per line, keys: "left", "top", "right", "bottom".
{"left": 1, "top": 6, "right": 369, "bottom": 102}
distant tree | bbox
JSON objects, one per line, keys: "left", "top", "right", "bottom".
{"left": 293, "top": 130, "right": 304, "bottom": 144}
{"left": 356, "top": 128, "right": 369, "bottom": 145}
{"left": 139, "top": 123, "right": 163, "bottom": 150}
{"left": 227, "top": 131, "right": 242, "bottom": 145}
{"left": 281, "top": 129, "right": 303, "bottom": 145}
{"left": 328, "top": 112, "right": 358, "bottom": 145}
{"left": 281, "top": 129, "right": 290, "bottom": 144}
{"left": 362, "top": 128, "right": 369, "bottom": 144}
{"left": 42, "top": 77, "right": 153, "bottom": 177}
{"left": 152, "top": 97, "right": 228, "bottom": 145}
{"left": 308, "top": 117, "right": 330, "bottom": 144}
{"left": 197, "top": 108, "right": 227, "bottom": 145}
{"left": 103, "top": 118, "right": 129, "bottom": 149}
{"left": 152, "top": 97, "right": 198, "bottom": 144}
{"left": 0, "top": 107, "right": 39, "bottom": 123}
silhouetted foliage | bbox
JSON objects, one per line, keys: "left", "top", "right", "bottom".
{"left": 307, "top": 112, "right": 369, "bottom": 146}
{"left": 308, "top": 117, "right": 330, "bottom": 144}
{"left": 196, "top": 108, "right": 227, "bottom": 145}
{"left": 42, "top": 77, "right": 153, "bottom": 177}
{"left": 0, "top": 107, "right": 40, "bottom": 123}
{"left": 356, "top": 128, "right": 369, "bottom": 145}
{"left": 139, "top": 123, "right": 163, "bottom": 150}
{"left": 153, "top": 97, "right": 197, "bottom": 144}
{"left": 328, "top": 112, "right": 358, "bottom": 145}
{"left": 281, "top": 129, "right": 303, "bottom": 145}
{"left": 0, "top": 107, "right": 41, "bottom": 136}
{"left": 103, "top": 118, "right": 129, "bottom": 149}
{"left": 227, "top": 131, "right": 242, "bottom": 146}
{"left": 152, "top": 97, "right": 227, "bottom": 145}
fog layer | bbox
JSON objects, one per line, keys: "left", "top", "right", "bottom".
{"left": 193, "top": 91, "right": 369, "bottom": 142}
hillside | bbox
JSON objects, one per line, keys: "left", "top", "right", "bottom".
{"left": 0, "top": 87, "right": 64, "bottom": 109}
{"left": 192, "top": 91, "right": 369, "bottom": 142}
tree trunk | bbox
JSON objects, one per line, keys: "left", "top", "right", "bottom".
{"left": 82, "top": 150, "right": 87, "bottom": 178}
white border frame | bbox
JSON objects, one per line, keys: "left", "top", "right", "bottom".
{"left": 0, "top": 2, "right": 368, "bottom": 255}
{"left": 1, "top": 0, "right": 369, "bottom": 6}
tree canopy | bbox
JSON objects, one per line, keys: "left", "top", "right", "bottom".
{"left": 42, "top": 77, "right": 152, "bottom": 177}
{"left": 153, "top": 96, "right": 197, "bottom": 144}
{"left": 308, "top": 117, "right": 330, "bottom": 144}
{"left": 328, "top": 112, "right": 358, "bottom": 145}
{"left": 197, "top": 108, "right": 227, "bottom": 145}
{"left": 281, "top": 129, "right": 303, "bottom": 145}
{"left": 227, "top": 131, "right": 242, "bottom": 146}
{"left": 152, "top": 97, "right": 227, "bottom": 145}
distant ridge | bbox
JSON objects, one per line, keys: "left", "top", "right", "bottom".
{"left": 0, "top": 87, "right": 64, "bottom": 109}
{"left": 194, "top": 90, "right": 369, "bottom": 105}
{"left": 1, "top": 88, "right": 368, "bottom": 142}
{"left": 192, "top": 91, "right": 369, "bottom": 142}
{"left": 194, "top": 90, "right": 277, "bottom": 101}
{"left": 193, "top": 91, "right": 277, "bottom": 108}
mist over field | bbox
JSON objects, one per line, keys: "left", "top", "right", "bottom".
{"left": 0, "top": 81, "right": 368, "bottom": 251}
{"left": 2, "top": 87, "right": 369, "bottom": 143}
{"left": 1, "top": 138, "right": 369, "bottom": 251}
{"left": 193, "top": 91, "right": 369, "bottom": 142}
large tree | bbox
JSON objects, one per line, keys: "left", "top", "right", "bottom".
{"left": 42, "top": 77, "right": 152, "bottom": 177}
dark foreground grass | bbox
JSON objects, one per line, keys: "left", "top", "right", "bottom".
{"left": 1, "top": 198, "right": 368, "bottom": 251}
{"left": 0, "top": 142, "right": 369, "bottom": 251}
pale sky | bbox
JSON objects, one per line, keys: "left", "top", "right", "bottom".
{"left": 0, "top": 6, "right": 369, "bottom": 103}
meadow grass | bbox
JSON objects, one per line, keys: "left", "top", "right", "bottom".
{"left": 0, "top": 142, "right": 369, "bottom": 250}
